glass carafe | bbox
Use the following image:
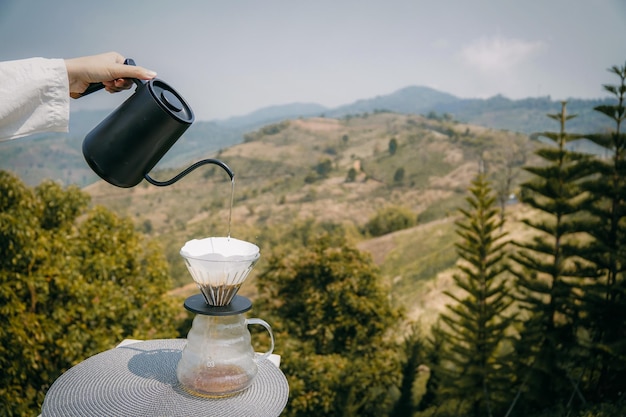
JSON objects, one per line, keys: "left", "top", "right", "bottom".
{"left": 176, "top": 299, "right": 274, "bottom": 397}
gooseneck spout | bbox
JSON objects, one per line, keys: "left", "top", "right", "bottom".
{"left": 144, "top": 158, "right": 234, "bottom": 187}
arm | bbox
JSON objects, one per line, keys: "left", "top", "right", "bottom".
{"left": 0, "top": 57, "right": 69, "bottom": 140}
{"left": 0, "top": 52, "right": 156, "bottom": 141}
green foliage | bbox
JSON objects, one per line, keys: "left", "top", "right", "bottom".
{"left": 258, "top": 234, "right": 398, "bottom": 354}
{"left": 346, "top": 167, "right": 357, "bottom": 182}
{"left": 389, "top": 324, "right": 424, "bottom": 417}
{"left": 365, "top": 205, "right": 416, "bottom": 237}
{"left": 510, "top": 102, "right": 594, "bottom": 411}
{"left": 315, "top": 158, "right": 333, "bottom": 177}
{"left": 574, "top": 399, "right": 626, "bottom": 417}
{"left": 417, "top": 322, "right": 445, "bottom": 413}
{"left": 389, "top": 137, "right": 398, "bottom": 155}
{"left": 260, "top": 120, "right": 290, "bottom": 135}
{"left": 255, "top": 231, "right": 403, "bottom": 416}
{"left": 425, "top": 111, "right": 454, "bottom": 122}
{"left": 0, "top": 172, "right": 182, "bottom": 416}
{"left": 304, "top": 158, "right": 334, "bottom": 183}
{"left": 141, "top": 218, "right": 154, "bottom": 234}
{"left": 393, "top": 167, "right": 405, "bottom": 184}
{"left": 434, "top": 174, "right": 516, "bottom": 416}
{"left": 576, "top": 62, "right": 626, "bottom": 400}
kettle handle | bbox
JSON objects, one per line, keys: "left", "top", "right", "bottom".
{"left": 144, "top": 158, "right": 234, "bottom": 186}
{"left": 78, "top": 58, "right": 144, "bottom": 97}
{"left": 246, "top": 318, "right": 275, "bottom": 362}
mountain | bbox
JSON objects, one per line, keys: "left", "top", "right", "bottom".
{"left": 214, "top": 86, "right": 613, "bottom": 135}
{"left": 0, "top": 85, "right": 615, "bottom": 187}
{"left": 439, "top": 94, "right": 613, "bottom": 134}
{"left": 327, "top": 85, "right": 459, "bottom": 116}
{"left": 217, "top": 102, "right": 328, "bottom": 129}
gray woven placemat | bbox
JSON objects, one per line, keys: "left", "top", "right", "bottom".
{"left": 41, "top": 339, "right": 289, "bottom": 417}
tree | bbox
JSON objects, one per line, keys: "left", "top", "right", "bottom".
{"left": 346, "top": 167, "right": 357, "bottom": 182}
{"left": 509, "top": 102, "right": 593, "bottom": 412}
{"left": 434, "top": 174, "right": 515, "bottom": 417}
{"left": 364, "top": 206, "right": 416, "bottom": 237}
{"left": 0, "top": 172, "right": 182, "bottom": 416}
{"left": 486, "top": 133, "right": 532, "bottom": 223}
{"left": 417, "top": 322, "right": 445, "bottom": 414}
{"left": 255, "top": 232, "right": 402, "bottom": 417}
{"left": 389, "top": 137, "right": 398, "bottom": 156}
{"left": 315, "top": 158, "right": 333, "bottom": 178}
{"left": 393, "top": 167, "right": 405, "bottom": 184}
{"left": 577, "top": 62, "right": 626, "bottom": 400}
{"left": 389, "top": 324, "right": 424, "bottom": 417}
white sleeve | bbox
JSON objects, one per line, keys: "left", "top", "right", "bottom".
{"left": 0, "top": 57, "right": 70, "bottom": 141}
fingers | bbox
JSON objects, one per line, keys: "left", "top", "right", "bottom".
{"left": 98, "top": 51, "right": 157, "bottom": 80}
{"left": 66, "top": 52, "right": 158, "bottom": 97}
{"left": 114, "top": 78, "right": 134, "bottom": 89}
{"left": 110, "top": 62, "right": 157, "bottom": 81}
{"left": 102, "top": 78, "right": 134, "bottom": 93}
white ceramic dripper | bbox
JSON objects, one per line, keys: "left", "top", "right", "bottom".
{"left": 180, "top": 237, "right": 260, "bottom": 306}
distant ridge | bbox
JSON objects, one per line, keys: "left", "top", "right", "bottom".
{"left": 211, "top": 85, "right": 613, "bottom": 135}
{"left": 217, "top": 102, "right": 328, "bottom": 129}
{"left": 0, "top": 85, "right": 615, "bottom": 187}
{"left": 327, "top": 86, "right": 459, "bottom": 117}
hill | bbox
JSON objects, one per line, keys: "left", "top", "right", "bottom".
{"left": 0, "top": 85, "right": 613, "bottom": 188}
{"left": 84, "top": 112, "right": 539, "bottom": 318}
{"left": 0, "top": 111, "right": 246, "bottom": 188}
{"left": 356, "top": 200, "right": 535, "bottom": 328}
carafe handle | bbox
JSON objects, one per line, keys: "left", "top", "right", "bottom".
{"left": 246, "top": 318, "right": 275, "bottom": 362}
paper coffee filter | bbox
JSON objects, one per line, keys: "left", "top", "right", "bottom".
{"left": 180, "top": 237, "right": 259, "bottom": 261}
{"left": 180, "top": 237, "right": 260, "bottom": 305}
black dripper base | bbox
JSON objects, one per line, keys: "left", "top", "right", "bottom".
{"left": 183, "top": 294, "right": 252, "bottom": 316}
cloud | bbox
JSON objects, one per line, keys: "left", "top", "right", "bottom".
{"left": 460, "top": 36, "right": 545, "bottom": 73}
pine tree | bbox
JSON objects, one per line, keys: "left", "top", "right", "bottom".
{"left": 509, "top": 102, "right": 594, "bottom": 411}
{"left": 436, "top": 174, "right": 515, "bottom": 417}
{"left": 389, "top": 324, "right": 423, "bottom": 417}
{"left": 578, "top": 62, "right": 626, "bottom": 401}
{"left": 417, "top": 322, "right": 445, "bottom": 415}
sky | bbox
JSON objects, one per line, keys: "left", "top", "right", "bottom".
{"left": 1, "top": 0, "right": 625, "bottom": 121}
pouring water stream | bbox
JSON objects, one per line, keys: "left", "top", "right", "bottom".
{"left": 228, "top": 178, "right": 235, "bottom": 240}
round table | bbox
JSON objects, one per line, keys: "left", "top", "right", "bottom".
{"left": 41, "top": 339, "right": 289, "bottom": 417}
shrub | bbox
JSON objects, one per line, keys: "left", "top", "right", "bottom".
{"left": 364, "top": 206, "right": 416, "bottom": 237}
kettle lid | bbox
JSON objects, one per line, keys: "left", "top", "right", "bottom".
{"left": 148, "top": 79, "right": 194, "bottom": 124}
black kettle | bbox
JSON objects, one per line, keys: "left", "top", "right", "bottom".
{"left": 81, "top": 59, "right": 233, "bottom": 188}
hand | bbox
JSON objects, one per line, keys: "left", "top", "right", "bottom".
{"left": 64, "top": 52, "right": 157, "bottom": 98}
